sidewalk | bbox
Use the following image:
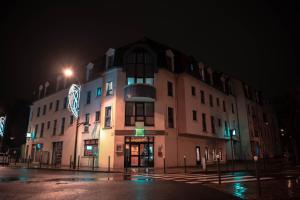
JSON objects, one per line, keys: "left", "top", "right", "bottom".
{"left": 6, "top": 159, "right": 296, "bottom": 174}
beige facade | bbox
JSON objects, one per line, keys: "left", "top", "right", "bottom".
{"left": 25, "top": 38, "right": 280, "bottom": 169}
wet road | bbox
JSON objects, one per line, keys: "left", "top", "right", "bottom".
{"left": 0, "top": 167, "right": 300, "bottom": 199}
{"left": 0, "top": 167, "right": 239, "bottom": 200}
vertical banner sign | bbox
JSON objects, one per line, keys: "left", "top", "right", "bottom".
{"left": 0, "top": 116, "right": 6, "bottom": 137}
{"left": 68, "top": 84, "right": 81, "bottom": 118}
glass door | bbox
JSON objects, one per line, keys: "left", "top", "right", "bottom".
{"left": 130, "top": 144, "right": 139, "bottom": 167}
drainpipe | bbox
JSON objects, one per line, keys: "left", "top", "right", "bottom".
{"left": 175, "top": 74, "right": 179, "bottom": 167}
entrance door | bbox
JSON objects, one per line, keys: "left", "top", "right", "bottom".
{"left": 130, "top": 144, "right": 139, "bottom": 167}
{"left": 52, "top": 142, "right": 63, "bottom": 166}
{"left": 124, "top": 136, "right": 154, "bottom": 168}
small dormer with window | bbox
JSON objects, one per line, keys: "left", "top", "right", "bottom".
{"left": 207, "top": 67, "right": 214, "bottom": 86}
{"left": 198, "top": 62, "right": 205, "bottom": 81}
{"left": 105, "top": 48, "right": 115, "bottom": 70}
{"left": 166, "top": 49, "right": 175, "bottom": 72}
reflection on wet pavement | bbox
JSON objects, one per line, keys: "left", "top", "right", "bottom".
{"left": 0, "top": 174, "right": 155, "bottom": 184}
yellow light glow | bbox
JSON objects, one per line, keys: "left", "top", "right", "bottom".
{"left": 63, "top": 68, "right": 74, "bottom": 77}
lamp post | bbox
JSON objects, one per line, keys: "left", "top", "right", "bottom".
{"left": 230, "top": 129, "right": 236, "bottom": 171}
{"left": 63, "top": 67, "right": 82, "bottom": 170}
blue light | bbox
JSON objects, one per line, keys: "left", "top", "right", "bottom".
{"left": 0, "top": 116, "right": 6, "bottom": 137}
{"left": 68, "top": 84, "right": 81, "bottom": 118}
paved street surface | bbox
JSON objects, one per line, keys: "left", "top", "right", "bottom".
{"left": 0, "top": 167, "right": 300, "bottom": 200}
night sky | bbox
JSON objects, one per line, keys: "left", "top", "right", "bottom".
{"left": 0, "top": 1, "right": 299, "bottom": 110}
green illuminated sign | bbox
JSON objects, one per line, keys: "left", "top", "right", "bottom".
{"left": 135, "top": 128, "right": 144, "bottom": 137}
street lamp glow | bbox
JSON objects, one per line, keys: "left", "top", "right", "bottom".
{"left": 63, "top": 68, "right": 74, "bottom": 78}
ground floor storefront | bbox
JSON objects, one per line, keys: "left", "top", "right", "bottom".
{"left": 25, "top": 133, "right": 232, "bottom": 169}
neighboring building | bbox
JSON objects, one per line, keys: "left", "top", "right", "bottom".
{"left": 24, "top": 38, "right": 280, "bottom": 169}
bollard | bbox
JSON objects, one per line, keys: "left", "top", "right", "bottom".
{"left": 217, "top": 155, "right": 221, "bottom": 184}
{"left": 39, "top": 154, "right": 42, "bottom": 168}
{"left": 92, "top": 156, "right": 95, "bottom": 171}
{"left": 77, "top": 155, "right": 80, "bottom": 169}
{"left": 69, "top": 155, "right": 72, "bottom": 169}
{"left": 184, "top": 155, "right": 187, "bottom": 173}
{"left": 27, "top": 156, "right": 31, "bottom": 168}
{"left": 27, "top": 157, "right": 30, "bottom": 168}
{"left": 254, "top": 156, "right": 261, "bottom": 197}
{"left": 163, "top": 156, "right": 166, "bottom": 174}
{"left": 108, "top": 156, "right": 111, "bottom": 172}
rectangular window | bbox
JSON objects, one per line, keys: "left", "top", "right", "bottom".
{"left": 231, "top": 103, "right": 235, "bottom": 114}
{"left": 106, "top": 81, "right": 113, "bottom": 96}
{"left": 105, "top": 106, "right": 111, "bottom": 127}
{"left": 127, "top": 77, "right": 135, "bottom": 85}
{"left": 55, "top": 100, "right": 59, "bottom": 111}
{"left": 202, "top": 113, "right": 207, "bottom": 132}
{"left": 35, "top": 124, "right": 39, "bottom": 136}
{"left": 86, "top": 91, "right": 91, "bottom": 104}
{"left": 96, "top": 87, "right": 102, "bottom": 97}
{"left": 95, "top": 111, "right": 100, "bottom": 122}
{"left": 223, "top": 100, "right": 226, "bottom": 112}
{"left": 211, "top": 116, "right": 215, "bottom": 134}
{"left": 167, "top": 81, "right": 173, "bottom": 97}
{"left": 168, "top": 107, "right": 174, "bottom": 128}
{"left": 43, "top": 105, "right": 47, "bottom": 115}
{"left": 84, "top": 113, "right": 90, "bottom": 132}
{"left": 192, "top": 110, "right": 197, "bottom": 121}
{"left": 125, "top": 102, "right": 135, "bottom": 126}
{"left": 191, "top": 86, "right": 196, "bottom": 96}
{"left": 37, "top": 107, "right": 40, "bottom": 117}
{"left": 218, "top": 118, "right": 221, "bottom": 127}
{"left": 209, "top": 94, "right": 213, "bottom": 107}
{"left": 60, "top": 117, "right": 65, "bottom": 135}
{"left": 40, "top": 123, "right": 44, "bottom": 138}
{"left": 53, "top": 120, "right": 57, "bottom": 135}
{"left": 63, "top": 97, "right": 68, "bottom": 109}
{"left": 144, "top": 102, "right": 154, "bottom": 126}
{"left": 200, "top": 90, "right": 205, "bottom": 104}
{"left": 125, "top": 102, "right": 154, "bottom": 126}
{"left": 145, "top": 78, "right": 154, "bottom": 85}
{"left": 70, "top": 115, "right": 74, "bottom": 125}
{"left": 216, "top": 98, "right": 220, "bottom": 106}
{"left": 84, "top": 139, "right": 98, "bottom": 156}
{"left": 47, "top": 121, "right": 51, "bottom": 130}
{"left": 49, "top": 102, "right": 53, "bottom": 111}
{"left": 224, "top": 121, "right": 228, "bottom": 137}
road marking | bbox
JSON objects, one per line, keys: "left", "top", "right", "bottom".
{"left": 211, "top": 177, "right": 273, "bottom": 184}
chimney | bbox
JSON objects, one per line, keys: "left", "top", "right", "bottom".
{"left": 44, "top": 81, "right": 50, "bottom": 97}
{"left": 86, "top": 62, "right": 94, "bottom": 82}
{"left": 38, "top": 85, "right": 43, "bottom": 99}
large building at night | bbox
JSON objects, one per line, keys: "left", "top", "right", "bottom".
{"left": 24, "top": 38, "right": 280, "bottom": 169}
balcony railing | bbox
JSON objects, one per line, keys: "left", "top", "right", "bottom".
{"left": 124, "top": 84, "right": 156, "bottom": 101}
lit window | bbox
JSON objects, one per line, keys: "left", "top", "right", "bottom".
{"left": 145, "top": 78, "right": 154, "bottom": 85}
{"left": 127, "top": 77, "right": 135, "bottom": 85}
{"left": 106, "top": 82, "right": 113, "bottom": 96}
{"left": 84, "top": 139, "right": 98, "bottom": 156}
{"left": 96, "top": 87, "right": 102, "bottom": 97}
{"left": 105, "top": 106, "right": 111, "bottom": 127}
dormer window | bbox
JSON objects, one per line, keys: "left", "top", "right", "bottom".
{"left": 105, "top": 48, "right": 115, "bottom": 70}
{"left": 125, "top": 48, "right": 154, "bottom": 85}
{"left": 166, "top": 49, "right": 174, "bottom": 72}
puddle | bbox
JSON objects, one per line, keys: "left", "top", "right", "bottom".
{"left": 0, "top": 175, "right": 154, "bottom": 184}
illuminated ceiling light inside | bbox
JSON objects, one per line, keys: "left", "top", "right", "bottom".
{"left": 63, "top": 68, "right": 74, "bottom": 78}
{"left": 68, "top": 84, "right": 81, "bottom": 118}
